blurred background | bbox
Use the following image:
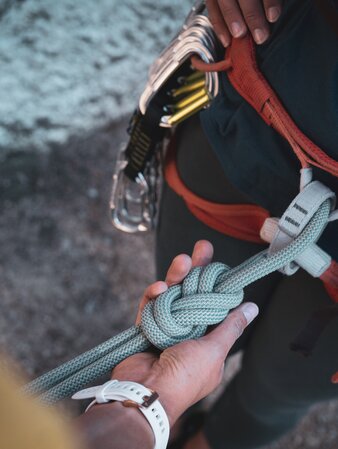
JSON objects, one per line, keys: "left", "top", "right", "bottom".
{"left": 0, "top": 1, "right": 337, "bottom": 448}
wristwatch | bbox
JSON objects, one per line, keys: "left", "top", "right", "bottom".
{"left": 73, "top": 380, "right": 170, "bottom": 449}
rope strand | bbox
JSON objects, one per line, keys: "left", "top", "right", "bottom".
{"left": 24, "top": 200, "right": 330, "bottom": 404}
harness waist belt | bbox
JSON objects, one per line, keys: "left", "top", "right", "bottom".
{"left": 164, "top": 138, "right": 270, "bottom": 245}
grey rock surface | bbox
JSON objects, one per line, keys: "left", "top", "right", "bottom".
{"left": 0, "top": 0, "right": 190, "bottom": 153}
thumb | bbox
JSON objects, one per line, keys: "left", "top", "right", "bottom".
{"left": 201, "top": 302, "right": 259, "bottom": 358}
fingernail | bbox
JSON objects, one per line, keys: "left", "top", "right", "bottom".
{"left": 231, "top": 22, "right": 243, "bottom": 38}
{"left": 241, "top": 303, "right": 259, "bottom": 324}
{"left": 219, "top": 34, "right": 230, "bottom": 47}
{"left": 253, "top": 28, "right": 268, "bottom": 44}
{"left": 267, "top": 6, "right": 281, "bottom": 23}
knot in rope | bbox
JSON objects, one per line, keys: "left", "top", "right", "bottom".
{"left": 24, "top": 198, "right": 332, "bottom": 404}
{"left": 140, "top": 262, "right": 244, "bottom": 349}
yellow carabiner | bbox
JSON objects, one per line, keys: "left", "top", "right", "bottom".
{"left": 174, "top": 87, "right": 208, "bottom": 110}
{"left": 171, "top": 79, "right": 206, "bottom": 98}
{"left": 161, "top": 92, "right": 210, "bottom": 127}
{"left": 184, "top": 70, "right": 205, "bottom": 83}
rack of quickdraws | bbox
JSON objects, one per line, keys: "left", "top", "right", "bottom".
{"left": 110, "top": 0, "right": 220, "bottom": 233}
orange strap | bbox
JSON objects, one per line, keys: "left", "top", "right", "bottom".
{"left": 226, "top": 37, "right": 338, "bottom": 176}
{"left": 164, "top": 138, "right": 270, "bottom": 244}
{"left": 192, "top": 36, "right": 338, "bottom": 176}
{"left": 320, "top": 260, "right": 338, "bottom": 303}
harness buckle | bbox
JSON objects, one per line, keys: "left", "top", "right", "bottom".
{"left": 261, "top": 180, "right": 336, "bottom": 277}
{"left": 110, "top": 145, "right": 154, "bottom": 233}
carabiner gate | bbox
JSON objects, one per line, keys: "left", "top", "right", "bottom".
{"left": 110, "top": 0, "right": 222, "bottom": 234}
{"left": 110, "top": 146, "right": 153, "bottom": 233}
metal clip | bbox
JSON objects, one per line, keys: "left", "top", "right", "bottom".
{"left": 139, "top": 13, "right": 219, "bottom": 116}
{"left": 161, "top": 90, "right": 210, "bottom": 127}
{"left": 110, "top": 145, "right": 153, "bottom": 233}
{"left": 183, "top": 0, "right": 206, "bottom": 29}
{"left": 110, "top": 0, "right": 219, "bottom": 234}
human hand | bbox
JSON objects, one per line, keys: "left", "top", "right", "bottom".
{"left": 112, "top": 240, "right": 259, "bottom": 426}
{"left": 206, "top": 0, "right": 282, "bottom": 47}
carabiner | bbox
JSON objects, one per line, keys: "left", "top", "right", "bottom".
{"left": 139, "top": 14, "right": 219, "bottom": 116}
{"left": 110, "top": 146, "right": 153, "bottom": 233}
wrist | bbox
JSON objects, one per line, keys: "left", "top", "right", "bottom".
{"left": 80, "top": 401, "right": 154, "bottom": 449}
{"left": 141, "top": 374, "right": 182, "bottom": 427}
{"left": 108, "top": 370, "right": 181, "bottom": 427}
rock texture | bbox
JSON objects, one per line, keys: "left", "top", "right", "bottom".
{"left": 0, "top": 0, "right": 190, "bottom": 153}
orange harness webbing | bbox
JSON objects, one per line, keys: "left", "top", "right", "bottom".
{"left": 165, "top": 138, "right": 269, "bottom": 245}
{"left": 225, "top": 37, "right": 338, "bottom": 176}
{"left": 165, "top": 35, "right": 338, "bottom": 301}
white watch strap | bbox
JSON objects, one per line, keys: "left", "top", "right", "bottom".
{"left": 72, "top": 380, "right": 170, "bottom": 449}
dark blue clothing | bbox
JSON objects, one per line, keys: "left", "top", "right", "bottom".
{"left": 200, "top": 0, "right": 338, "bottom": 258}
{"left": 156, "top": 5, "right": 338, "bottom": 447}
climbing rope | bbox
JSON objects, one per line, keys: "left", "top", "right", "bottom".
{"left": 24, "top": 199, "right": 330, "bottom": 404}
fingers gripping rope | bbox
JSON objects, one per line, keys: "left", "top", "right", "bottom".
{"left": 24, "top": 200, "right": 331, "bottom": 404}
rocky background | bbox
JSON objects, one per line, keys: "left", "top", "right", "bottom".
{"left": 0, "top": 1, "right": 337, "bottom": 448}
{"left": 0, "top": 0, "right": 191, "bottom": 153}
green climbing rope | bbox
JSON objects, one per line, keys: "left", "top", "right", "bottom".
{"left": 24, "top": 199, "right": 331, "bottom": 405}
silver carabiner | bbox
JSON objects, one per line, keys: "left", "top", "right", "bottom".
{"left": 140, "top": 8, "right": 219, "bottom": 115}
{"left": 110, "top": 1, "right": 219, "bottom": 234}
{"left": 110, "top": 145, "right": 153, "bottom": 233}
{"left": 183, "top": 0, "right": 206, "bottom": 29}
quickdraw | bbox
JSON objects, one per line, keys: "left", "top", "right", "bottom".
{"left": 110, "top": 2, "right": 220, "bottom": 233}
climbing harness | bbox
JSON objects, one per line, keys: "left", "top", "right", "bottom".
{"left": 165, "top": 34, "right": 338, "bottom": 302}
{"left": 25, "top": 2, "right": 338, "bottom": 403}
{"left": 109, "top": 1, "right": 338, "bottom": 299}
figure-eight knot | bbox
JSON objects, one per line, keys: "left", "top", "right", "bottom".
{"left": 141, "top": 262, "right": 244, "bottom": 350}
